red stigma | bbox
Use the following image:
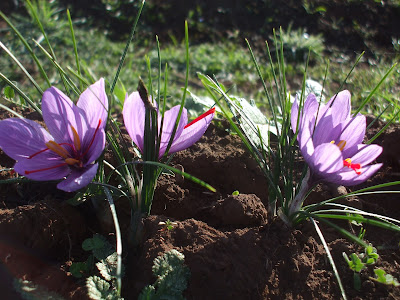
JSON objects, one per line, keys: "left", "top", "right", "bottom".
{"left": 343, "top": 159, "right": 361, "bottom": 175}
{"left": 28, "top": 147, "right": 50, "bottom": 159}
{"left": 25, "top": 120, "right": 102, "bottom": 175}
{"left": 81, "top": 119, "right": 102, "bottom": 158}
{"left": 28, "top": 142, "right": 74, "bottom": 159}
{"left": 184, "top": 108, "right": 215, "bottom": 129}
{"left": 25, "top": 162, "right": 68, "bottom": 175}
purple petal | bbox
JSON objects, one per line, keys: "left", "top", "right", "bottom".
{"left": 167, "top": 108, "right": 214, "bottom": 155}
{"left": 335, "top": 163, "right": 382, "bottom": 186}
{"left": 310, "top": 143, "right": 343, "bottom": 176}
{"left": 84, "top": 128, "right": 106, "bottom": 165}
{"left": 159, "top": 106, "right": 188, "bottom": 157}
{"left": 315, "top": 90, "right": 348, "bottom": 126}
{"left": 327, "top": 90, "right": 351, "bottom": 126}
{"left": 0, "top": 118, "right": 53, "bottom": 160}
{"left": 340, "top": 114, "right": 366, "bottom": 157}
{"left": 57, "top": 163, "right": 98, "bottom": 192}
{"left": 303, "top": 93, "right": 319, "bottom": 118}
{"left": 77, "top": 78, "right": 108, "bottom": 130}
{"left": 123, "top": 92, "right": 146, "bottom": 152}
{"left": 14, "top": 155, "right": 70, "bottom": 180}
{"left": 312, "top": 114, "right": 340, "bottom": 147}
{"left": 298, "top": 94, "right": 319, "bottom": 134}
{"left": 41, "top": 86, "right": 85, "bottom": 145}
{"left": 350, "top": 144, "right": 383, "bottom": 166}
{"left": 298, "top": 126, "right": 314, "bottom": 164}
{"left": 291, "top": 96, "right": 299, "bottom": 133}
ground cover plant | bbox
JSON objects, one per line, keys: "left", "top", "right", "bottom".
{"left": 0, "top": 1, "right": 400, "bottom": 299}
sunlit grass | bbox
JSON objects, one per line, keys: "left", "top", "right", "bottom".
{"left": 1, "top": 5, "right": 399, "bottom": 119}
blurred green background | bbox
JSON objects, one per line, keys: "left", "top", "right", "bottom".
{"left": 1, "top": 0, "right": 400, "bottom": 117}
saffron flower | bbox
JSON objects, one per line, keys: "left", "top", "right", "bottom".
{"left": 291, "top": 90, "right": 382, "bottom": 186}
{"left": 123, "top": 91, "right": 215, "bottom": 158}
{"left": 0, "top": 79, "right": 108, "bottom": 192}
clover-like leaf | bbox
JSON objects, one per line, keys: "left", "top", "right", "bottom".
{"left": 86, "top": 276, "right": 120, "bottom": 300}
{"left": 82, "top": 234, "right": 114, "bottom": 260}
{"left": 343, "top": 252, "right": 365, "bottom": 273}
{"left": 372, "top": 269, "right": 400, "bottom": 287}
{"left": 96, "top": 252, "right": 124, "bottom": 282}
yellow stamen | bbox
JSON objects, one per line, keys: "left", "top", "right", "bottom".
{"left": 46, "top": 141, "right": 70, "bottom": 159}
{"left": 70, "top": 125, "right": 81, "bottom": 151}
{"left": 65, "top": 158, "right": 80, "bottom": 165}
{"left": 330, "top": 140, "right": 335, "bottom": 144}
{"left": 344, "top": 158, "right": 352, "bottom": 165}
{"left": 337, "top": 140, "right": 347, "bottom": 151}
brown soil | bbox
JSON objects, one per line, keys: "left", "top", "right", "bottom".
{"left": 0, "top": 106, "right": 400, "bottom": 299}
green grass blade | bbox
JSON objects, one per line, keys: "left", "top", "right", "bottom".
{"left": 67, "top": 9, "right": 83, "bottom": 91}
{"left": 110, "top": 0, "right": 145, "bottom": 94}
{"left": 0, "top": 11, "right": 51, "bottom": 88}
{"left": 125, "top": 160, "right": 216, "bottom": 193}
{"left": 310, "top": 217, "right": 347, "bottom": 300}
{"left": 33, "top": 40, "right": 81, "bottom": 97}
{"left": 245, "top": 39, "right": 280, "bottom": 137}
{"left": 161, "top": 21, "right": 190, "bottom": 159}
{"left": 199, "top": 73, "right": 282, "bottom": 202}
{"left": 0, "top": 72, "right": 41, "bottom": 114}
{"left": 315, "top": 213, "right": 400, "bottom": 232}
{"left": 312, "top": 205, "right": 400, "bottom": 225}
{"left": 303, "top": 181, "right": 400, "bottom": 212}
{"left": 367, "top": 109, "right": 400, "bottom": 144}
{"left": 353, "top": 63, "right": 397, "bottom": 116}
{"left": 102, "top": 186, "right": 122, "bottom": 296}
{"left": 335, "top": 51, "right": 364, "bottom": 97}
{"left": 25, "top": 0, "right": 70, "bottom": 93}
{"left": 0, "top": 102, "right": 24, "bottom": 118}
{"left": 0, "top": 41, "right": 44, "bottom": 95}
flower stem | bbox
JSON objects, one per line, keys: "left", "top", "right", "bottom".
{"left": 288, "top": 168, "right": 312, "bottom": 217}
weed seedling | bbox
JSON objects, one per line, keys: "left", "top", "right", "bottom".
{"left": 343, "top": 244, "right": 379, "bottom": 291}
{"left": 371, "top": 269, "right": 400, "bottom": 287}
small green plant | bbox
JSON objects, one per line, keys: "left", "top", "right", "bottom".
{"left": 138, "top": 249, "right": 190, "bottom": 300}
{"left": 86, "top": 274, "right": 122, "bottom": 300}
{"left": 85, "top": 235, "right": 123, "bottom": 300}
{"left": 70, "top": 234, "right": 115, "bottom": 279}
{"left": 371, "top": 269, "right": 400, "bottom": 287}
{"left": 158, "top": 219, "right": 178, "bottom": 232}
{"left": 69, "top": 234, "right": 123, "bottom": 299}
{"left": 343, "top": 245, "right": 379, "bottom": 290}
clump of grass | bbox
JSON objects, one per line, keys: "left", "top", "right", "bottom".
{"left": 200, "top": 28, "right": 400, "bottom": 299}
{"left": 0, "top": 2, "right": 213, "bottom": 298}
{"left": 274, "top": 24, "right": 325, "bottom": 63}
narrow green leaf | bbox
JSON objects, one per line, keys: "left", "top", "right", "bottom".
{"left": 0, "top": 41, "right": 43, "bottom": 95}
{"left": 353, "top": 63, "right": 397, "bottom": 116}
{"left": 0, "top": 11, "right": 51, "bottom": 87}
{"left": 0, "top": 72, "right": 41, "bottom": 114}
{"left": 110, "top": 0, "right": 145, "bottom": 94}
{"left": 67, "top": 9, "right": 83, "bottom": 90}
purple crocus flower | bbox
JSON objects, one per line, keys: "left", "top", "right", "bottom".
{"left": 0, "top": 79, "right": 108, "bottom": 192}
{"left": 123, "top": 91, "right": 215, "bottom": 158}
{"left": 291, "top": 90, "right": 382, "bottom": 186}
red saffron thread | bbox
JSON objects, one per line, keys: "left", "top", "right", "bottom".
{"left": 343, "top": 159, "right": 361, "bottom": 175}
{"left": 184, "top": 108, "right": 215, "bottom": 129}
{"left": 28, "top": 142, "right": 74, "bottom": 159}
{"left": 25, "top": 120, "right": 102, "bottom": 174}
{"left": 25, "top": 162, "right": 68, "bottom": 175}
{"left": 81, "top": 119, "right": 102, "bottom": 158}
